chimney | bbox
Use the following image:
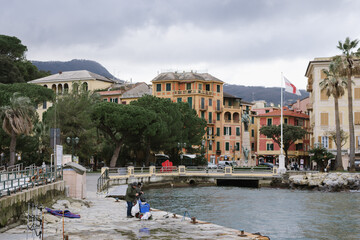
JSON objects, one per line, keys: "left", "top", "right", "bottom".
{"left": 59, "top": 71, "right": 62, "bottom": 74}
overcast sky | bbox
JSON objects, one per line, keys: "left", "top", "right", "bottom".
{"left": 1, "top": 0, "right": 360, "bottom": 89}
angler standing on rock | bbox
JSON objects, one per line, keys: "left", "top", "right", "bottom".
{"left": 125, "top": 182, "right": 138, "bottom": 218}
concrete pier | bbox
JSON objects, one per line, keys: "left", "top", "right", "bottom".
{"left": 1, "top": 174, "right": 269, "bottom": 239}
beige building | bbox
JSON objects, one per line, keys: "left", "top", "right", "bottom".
{"left": 29, "top": 70, "right": 116, "bottom": 120}
{"left": 305, "top": 57, "right": 360, "bottom": 167}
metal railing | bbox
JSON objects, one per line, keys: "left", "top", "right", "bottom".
{"left": 155, "top": 166, "right": 178, "bottom": 174}
{"left": 0, "top": 166, "right": 63, "bottom": 198}
{"left": 97, "top": 168, "right": 109, "bottom": 192}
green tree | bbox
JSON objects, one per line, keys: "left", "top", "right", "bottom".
{"left": 91, "top": 102, "right": 158, "bottom": 167}
{"left": 334, "top": 37, "right": 360, "bottom": 171}
{"left": 259, "top": 124, "right": 307, "bottom": 165}
{"left": 44, "top": 90, "right": 100, "bottom": 165}
{"left": 320, "top": 58, "right": 347, "bottom": 170}
{"left": 309, "top": 146, "right": 335, "bottom": 172}
{"left": 0, "top": 93, "right": 36, "bottom": 165}
{"left": 0, "top": 35, "right": 50, "bottom": 84}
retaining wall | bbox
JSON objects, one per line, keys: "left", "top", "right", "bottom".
{"left": 0, "top": 181, "right": 65, "bottom": 228}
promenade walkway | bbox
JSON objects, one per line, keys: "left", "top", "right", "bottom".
{"left": 2, "top": 173, "right": 268, "bottom": 240}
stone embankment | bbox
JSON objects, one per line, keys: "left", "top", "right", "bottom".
{"left": 288, "top": 172, "right": 360, "bottom": 191}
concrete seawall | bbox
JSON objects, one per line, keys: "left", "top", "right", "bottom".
{"left": 0, "top": 181, "right": 65, "bottom": 228}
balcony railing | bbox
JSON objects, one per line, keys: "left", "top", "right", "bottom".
{"left": 173, "top": 90, "right": 214, "bottom": 96}
{"left": 199, "top": 104, "right": 208, "bottom": 111}
{"left": 208, "top": 120, "right": 216, "bottom": 125}
{"left": 215, "top": 107, "right": 223, "bottom": 113}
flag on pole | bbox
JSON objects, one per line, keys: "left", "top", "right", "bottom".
{"left": 284, "top": 77, "right": 301, "bottom": 96}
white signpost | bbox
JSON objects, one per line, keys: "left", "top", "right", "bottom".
{"left": 56, "top": 145, "right": 63, "bottom": 166}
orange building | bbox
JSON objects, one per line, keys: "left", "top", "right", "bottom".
{"left": 151, "top": 71, "right": 253, "bottom": 165}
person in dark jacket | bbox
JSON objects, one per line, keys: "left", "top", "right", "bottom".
{"left": 125, "top": 182, "right": 138, "bottom": 218}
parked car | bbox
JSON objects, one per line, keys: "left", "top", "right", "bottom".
{"left": 218, "top": 161, "right": 237, "bottom": 169}
{"left": 257, "top": 162, "right": 274, "bottom": 169}
{"left": 207, "top": 162, "right": 218, "bottom": 169}
{"left": 355, "top": 160, "right": 360, "bottom": 171}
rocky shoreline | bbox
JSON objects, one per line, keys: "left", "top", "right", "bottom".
{"left": 287, "top": 172, "right": 360, "bottom": 191}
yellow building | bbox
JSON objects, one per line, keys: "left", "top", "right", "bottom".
{"left": 151, "top": 71, "right": 252, "bottom": 165}
{"left": 28, "top": 70, "right": 116, "bottom": 119}
{"left": 305, "top": 57, "right": 360, "bottom": 167}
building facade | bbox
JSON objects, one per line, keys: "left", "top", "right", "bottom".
{"left": 305, "top": 58, "right": 360, "bottom": 168}
{"left": 256, "top": 108, "right": 310, "bottom": 167}
{"left": 151, "top": 71, "right": 253, "bottom": 165}
{"left": 29, "top": 70, "right": 116, "bottom": 120}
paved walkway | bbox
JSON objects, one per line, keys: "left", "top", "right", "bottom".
{"left": 1, "top": 173, "right": 266, "bottom": 240}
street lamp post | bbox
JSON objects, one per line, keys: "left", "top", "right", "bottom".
{"left": 66, "top": 137, "right": 79, "bottom": 162}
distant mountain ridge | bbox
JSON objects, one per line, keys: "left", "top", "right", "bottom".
{"left": 223, "top": 84, "right": 309, "bottom": 106}
{"left": 31, "top": 59, "right": 118, "bottom": 80}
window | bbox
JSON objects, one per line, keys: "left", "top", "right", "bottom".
{"left": 251, "top": 129, "right": 254, "bottom": 137}
{"left": 321, "top": 112, "right": 329, "bottom": 126}
{"left": 251, "top": 116, "right": 254, "bottom": 124}
{"left": 226, "top": 142, "right": 230, "bottom": 151}
{"left": 208, "top": 112, "right": 212, "bottom": 123}
{"left": 355, "top": 88, "right": 360, "bottom": 100}
{"left": 321, "top": 136, "right": 329, "bottom": 148}
{"left": 267, "top": 118, "right": 272, "bottom": 126}
{"left": 284, "top": 118, "right": 288, "bottom": 124}
{"left": 216, "top": 100, "right": 221, "bottom": 110}
{"left": 224, "top": 127, "right": 231, "bottom": 136}
{"left": 186, "top": 83, "right": 191, "bottom": 90}
{"left": 216, "top": 142, "right": 220, "bottom": 151}
{"left": 43, "top": 101, "right": 47, "bottom": 109}
{"left": 122, "top": 101, "right": 127, "bottom": 104}
{"left": 156, "top": 84, "right": 161, "bottom": 92}
{"left": 217, "top": 85, "right": 220, "bottom": 93}
{"left": 103, "top": 99, "right": 108, "bottom": 102}
{"left": 217, "top": 128, "right": 220, "bottom": 136}
{"left": 236, "top": 127, "right": 240, "bottom": 136}
{"left": 209, "top": 141, "right": 212, "bottom": 150}
{"left": 209, "top": 99, "right": 212, "bottom": 106}
{"left": 187, "top": 97, "right": 193, "bottom": 108}
{"left": 265, "top": 110, "right": 269, "bottom": 113}
{"left": 177, "top": 98, "right": 182, "bottom": 103}
{"left": 82, "top": 82, "right": 88, "bottom": 91}
{"left": 228, "top": 100, "right": 232, "bottom": 106}
{"left": 201, "top": 111, "right": 205, "bottom": 119}
{"left": 236, "top": 142, "right": 240, "bottom": 151}
{"left": 296, "top": 143, "right": 303, "bottom": 151}
{"left": 355, "top": 112, "right": 360, "bottom": 125}
{"left": 320, "top": 89, "right": 329, "bottom": 100}
{"left": 266, "top": 143, "right": 274, "bottom": 151}
{"left": 206, "top": 84, "right": 210, "bottom": 91}
{"left": 251, "top": 142, "right": 255, "bottom": 151}
{"left": 199, "top": 83, "right": 202, "bottom": 90}
{"left": 217, "top": 113, "right": 220, "bottom": 121}
{"left": 114, "top": 98, "right": 118, "bottom": 103}
{"left": 166, "top": 83, "right": 171, "bottom": 91}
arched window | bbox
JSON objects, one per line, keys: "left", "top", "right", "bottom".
{"left": 233, "top": 112, "right": 240, "bottom": 123}
{"left": 72, "top": 82, "right": 79, "bottom": 93}
{"left": 82, "top": 82, "right": 88, "bottom": 91}
{"left": 64, "top": 83, "right": 69, "bottom": 94}
{"left": 52, "top": 84, "right": 56, "bottom": 93}
{"left": 43, "top": 85, "right": 48, "bottom": 88}
{"left": 58, "top": 84, "right": 63, "bottom": 94}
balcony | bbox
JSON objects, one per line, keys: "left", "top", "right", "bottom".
{"left": 306, "top": 103, "right": 313, "bottom": 110}
{"left": 225, "top": 119, "right": 231, "bottom": 123}
{"left": 199, "top": 104, "right": 208, "bottom": 111}
{"left": 224, "top": 105, "right": 241, "bottom": 110}
{"left": 208, "top": 120, "right": 216, "bottom": 125}
{"left": 215, "top": 107, "right": 223, "bottom": 113}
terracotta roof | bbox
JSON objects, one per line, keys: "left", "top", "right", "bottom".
{"left": 151, "top": 72, "right": 223, "bottom": 83}
{"left": 98, "top": 90, "right": 124, "bottom": 96}
{"left": 223, "top": 92, "right": 237, "bottom": 98}
{"left": 257, "top": 108, "right": 309, "bottom": 119}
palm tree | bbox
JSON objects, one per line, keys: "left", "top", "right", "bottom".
{"left": 335, "top": 37, "right": 360, "bottom": 171}
{"left": 0, "top": 92, "right": 36, "bottom": 165}
{"left": 320, "top": 58, "right": 347, "bottom": 170}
